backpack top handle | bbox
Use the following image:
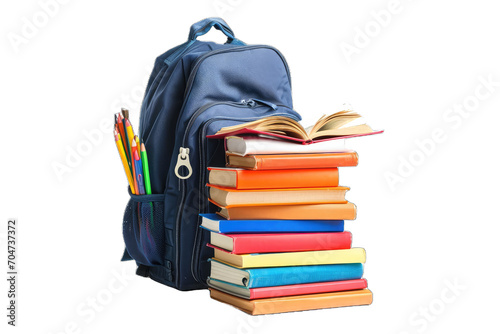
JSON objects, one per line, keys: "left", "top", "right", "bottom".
{"left": 164, "top": 18, "right": 245, "bottom": 66}
{"left": 189, "top": 17, "right": 235, "bottom": 42}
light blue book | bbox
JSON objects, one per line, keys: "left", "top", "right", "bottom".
{"left": 209, "top": 259, "right": 363, "bottom": 288}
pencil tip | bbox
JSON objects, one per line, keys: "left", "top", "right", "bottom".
{"left": 141, "top": 143, "right": 146, "bottom": 150}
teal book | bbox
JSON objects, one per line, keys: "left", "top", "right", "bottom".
{"left": 209, "top": 259, "right": 363, "bottom": 288}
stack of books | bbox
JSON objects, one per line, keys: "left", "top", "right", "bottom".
{"left": 201, "top": 111, "right": 380, "bottom": 315}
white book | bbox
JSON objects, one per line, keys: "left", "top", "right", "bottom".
{"left": 226, "top": 136, "right": 346, "bottom": 156}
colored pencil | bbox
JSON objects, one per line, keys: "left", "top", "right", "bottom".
{"left": 126, "top": 119, "right": 139, "bottom": 193}
{"left": 140, "top": 143, "right": 152, "bottom": 195}
{"left": 134, "top": 135, "right": 140, "bottom": 154}
{"left": 116, "top": 113, "right": 130, "bottom": 163}
{"left": 114, "top": 131, "right": 136, "bottom": 194}
{"left": 121, "top": 107, "right": 129, "bottom": 120}
{"left": 132, "top": 139, "right": 146, "bottom": 195}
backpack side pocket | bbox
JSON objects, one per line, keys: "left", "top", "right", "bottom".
{"left": 122, "top": 191, "right": 165, "bottom": 266}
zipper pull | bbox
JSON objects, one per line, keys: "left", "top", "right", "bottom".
{"left": 174, "top": 147, "right": 192, "bottom": 179}
{"left": 247, "top": 98, "right": 277, "bottom": 110}
{"left": 240, "top": 99, "right": 255, "bottom": 107}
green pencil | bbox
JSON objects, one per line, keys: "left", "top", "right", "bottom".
{"left": 140, "top": 143, "right": 152, "bottom": 195}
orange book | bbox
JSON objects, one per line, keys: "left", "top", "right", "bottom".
{"left": 208, "top": 184, "right": 348, "bottom": 206}
{"left": 208, "top": 167, "right": 339, "bottom": 189}
{"left": 226, "top": 151, "right": 359, "bottom": 170}
{"left": 210, "top": 288, "right": 373, "bottom": 315}
{"left": 209, "top": 199, "right": 357, "bottom": 220}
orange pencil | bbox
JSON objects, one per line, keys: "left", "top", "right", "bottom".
{"left": 116, "top": 114, "right": 129, "bottom": 162}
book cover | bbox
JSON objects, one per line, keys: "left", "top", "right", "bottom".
{"left": 207, "top": 167, "right": 340, "bottom": 188}
{"left": 209, "top": 259, "right": 364, "bottom": 288}
{"left": 199, "top": 214, "right": 345, "bottom": 233}
{"left": 210, "top": 231, "right": 352, "bottom": 254}
{"left": 209, "top": 200, "right": 357, "bottom": 220}
{"left": 225, "top": 152, "right": 359, "bottom": 170}
{"left": 209, "top": 246, "right": 366, "bottom": 268}
{"left": 224, "top": 135, "right": 347, "bottom": 155}
{"left": 207, "top": 277, "right": 368, "bottom": 299}
{"left": 208, "top": 184, "right": 349, "bottom": 206}
{"left": 209, "top": 288, "right": 373, "bottom": 315}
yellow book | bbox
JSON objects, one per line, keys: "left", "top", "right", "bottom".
{"left": 211, "top": 247, "right": 366, "bottom": 268}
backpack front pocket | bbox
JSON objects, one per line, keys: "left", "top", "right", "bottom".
{"left": 122, "top": 191, "right": 165, "bottom": 266}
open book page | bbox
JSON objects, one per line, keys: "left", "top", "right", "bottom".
{"left": 215, "top": 116, "right": 309, "bottom": 140}
{"left": 309, "top": 111, "right": 374, "bottom": 139}
{"left": 214, "top": 109, "right": 377, "bottom": 142}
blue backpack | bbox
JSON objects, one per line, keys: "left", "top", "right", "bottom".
{"left": 121, "top": 17, "right": 301, "bottom": 291}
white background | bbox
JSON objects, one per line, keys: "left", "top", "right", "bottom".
{"left": 2, "top": 0, "right": 500, "bottom": 333}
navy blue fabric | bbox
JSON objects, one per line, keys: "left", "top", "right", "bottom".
{"left": 188, "top": 17, "right": 234, "bottom": 42}
{"left": 123, "top": 18, "right": 300, "bottom": 291}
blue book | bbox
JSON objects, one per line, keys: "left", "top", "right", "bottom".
{"left": 199, "top": 213, "right": 344, "bottom": 233}
{"left": 209, "top": 259, "right": 363, "bottom": 288}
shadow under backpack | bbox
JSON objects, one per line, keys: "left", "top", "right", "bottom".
{"left": 121, "top": 17, "right": 301, "bottom": 291}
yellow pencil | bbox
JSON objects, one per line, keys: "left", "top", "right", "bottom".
{"left": 115, "top": 130, "right": 136, "bottom": 194}
{"left": 124, "top": 119, "right": 135, "bottom": 150}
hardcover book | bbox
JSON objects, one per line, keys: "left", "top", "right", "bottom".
{"left": 209, "top": 288, "right": 373, "bottom": 315}
{"left": 208, "top": 184, "right": 349, "bottom": 206}
{"left": 209, "top": 246, "right": 366, "bottom": 268}
{"left": 225, "top": 152, "right": 358, "bottom": 170}
{"left": 207, "top": 277, "right": 368, "bottom": 299}
{"left": 199, "top": 214, "right": 345, "bottom": 233}
{"left": 209, "top": 259, "right": 364, "bottom": 288}
{"left": 224, "top": 135, "right": 347, "bottom": 155}
{"left": 209, "top": 200, "right": 357, "bottom": 220}
{"left": 210, "top": 231, "right": 352, "bottom": 254}
{"left": 208, "top": 167, "right": 340, "bottom": 188}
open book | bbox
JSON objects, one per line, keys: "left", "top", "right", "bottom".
{"left": 208, "top": 110, "right": 381, "bottom": 143}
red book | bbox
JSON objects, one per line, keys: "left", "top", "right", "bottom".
{"left": 208, "top": 278, "right": 368, "bottom": 300}
{"left": 209, "top": 231, "right": 352, "bottom": 254}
